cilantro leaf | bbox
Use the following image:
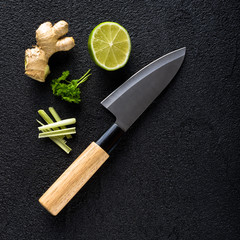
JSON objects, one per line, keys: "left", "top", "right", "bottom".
{"left": 51, "top": 70, "right": 91, "bottom": 104}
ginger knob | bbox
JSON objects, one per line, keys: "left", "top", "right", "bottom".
{"left": 25, "top": 20, "right": 75, "bottom": 82}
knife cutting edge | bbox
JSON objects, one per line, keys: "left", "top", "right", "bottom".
{"left": 39, "top": 47, "right": 186, "bottom": 215}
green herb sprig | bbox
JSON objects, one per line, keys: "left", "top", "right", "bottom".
{"left": 51, "top": 69, "right": 91, "bottom": 104}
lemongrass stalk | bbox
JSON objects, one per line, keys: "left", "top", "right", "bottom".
{"left": 39, "top": 127, "right": 76, "bottom": 138}
{"left": 37, "top": 119, "right": 68, "bottom": 144}
{"left": 37, "top": 119, "right": 67, "bottom": 143}
{"left": 38, "top": 110, "right": 59, "bottom": 131}
{"left": 48, "top": 107, "right": 72, "bottom": 139}
{"left": 37, "top": 120, "right": 71, "bottom": 153}
{"left": 51, "top": 137, "right": 72, "bottom": 154}
{"left": 36, "top": 113, "right": 64, "bottom": 140}
{"left": 38, "top": 118, "right": 76, "bottom": 131}
{"left": 48, "top": 107, "right": 61, "bottom": 121}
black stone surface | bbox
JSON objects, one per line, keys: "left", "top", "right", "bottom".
{"left": 0, "top": 0, "right": 240, "bottom": 239}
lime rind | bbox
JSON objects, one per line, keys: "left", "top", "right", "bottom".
{"left": 88, "top": 22, "right": 131, "bottom": 71}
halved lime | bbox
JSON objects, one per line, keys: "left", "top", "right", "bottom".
{"left": 88, "top": 22, "right": 131, "bottom": 71}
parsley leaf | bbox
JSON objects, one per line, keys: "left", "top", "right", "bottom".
{"left": 51, "top": 70, "right": 91, "bottom": 104}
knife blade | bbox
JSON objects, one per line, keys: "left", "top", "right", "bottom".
{"left": 102, "top": 47, "right": 186, "bottom": 131}
{"left": 39, "top": 47, "right": 186, "bottom": 215}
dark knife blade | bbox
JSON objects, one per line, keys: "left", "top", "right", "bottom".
{"left": 101, "top": 47, "right": 186, "bottom": 132}
{"left": 97, "top": 47, "right": 186, "bottom": 152}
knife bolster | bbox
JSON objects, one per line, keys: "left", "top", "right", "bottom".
{"left": 96, "top": 123, "right": 124, "bottom": 153}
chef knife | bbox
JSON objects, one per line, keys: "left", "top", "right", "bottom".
{"left": 39, "top": 47, "right": 186, "bottom": 216}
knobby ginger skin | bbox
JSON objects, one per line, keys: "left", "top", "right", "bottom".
{"left": 25, "top": 20, "right": 75, "bottom": 82}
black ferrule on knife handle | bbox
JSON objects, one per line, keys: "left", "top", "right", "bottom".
{"left": 96, "top": 123, "right": 124, "bottom": 153}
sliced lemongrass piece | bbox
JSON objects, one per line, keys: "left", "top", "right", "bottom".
{"left": 38, "top": 110, "right": 54, "bottom": 124}
{"left": 38, "top": 110, "right": 65, "bottom": 140}
{"left": 48, "top": 107, "right": 61, "bottom": 122}
{"left": 48, "top": 107, "right": 72, "bottom": 139}
{"left": 39, "top": 129, "right": 76, "bottom": 138}
{"left": 36, "top": 120, "right": 71, "bottom": 153}
{"left": 38, "top": 109, "right": 60, "bottom": 131}
{"left": 36, "top": 119, "right": 67, "bottom": 143}
{"left": 39, "top": 127, "right": 76, "bottom": 138}
{"left": 37, "top": 119, "right": 67, "bottom": 144}
{"left": 39, "top": 118, "right": 76, "bottom": 131}
{"left": 51, "top": 137, "right": 72, "bottom": 154}
{"left": 36, "top": 119, "right": 44, "bottom": 126}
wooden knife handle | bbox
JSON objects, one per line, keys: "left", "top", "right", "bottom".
{"left": 39, "top": 142, "right": 109, "bottom": 216}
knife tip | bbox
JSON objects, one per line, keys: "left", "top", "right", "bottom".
{"left": 176, "top": 47, "right": 186, "bottom": 58}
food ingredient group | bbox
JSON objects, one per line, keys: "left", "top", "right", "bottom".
{"left": 37, "top": 107, "right": 76, "bottom": 153}
{"left": 25, "top": 20, "right": 75, "bottom": 82}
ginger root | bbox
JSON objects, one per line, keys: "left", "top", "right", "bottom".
{"left": 25, "top": 20, "right": 75, "bottom": 82}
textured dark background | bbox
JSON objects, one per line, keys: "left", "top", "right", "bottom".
{"left": 0, "top": 0, "right": 240, "bottom": 239}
